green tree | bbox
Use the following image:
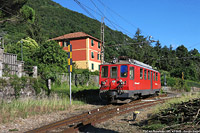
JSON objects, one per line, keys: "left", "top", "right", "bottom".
{"left": 0, "top": 0, "right": 35, "bottom": 23}
{"left": 104, "top": 41, "right": 119, "bottom": 62}
{"left": 36, "top": 40, "right": 68, "bottom": 81}
{"left": 5, "top": 37, "right": 39, "bottom": 73}
{"left": 20, "top": 5, "right": 35, "bottom": 23}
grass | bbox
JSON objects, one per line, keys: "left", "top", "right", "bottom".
{"left": 142, "top": 123, "right": 166, "bottom": 130}
{"left": 0, "top": 82, "right": 99, "bottom": 124}
{"left": 51, "top": 82, "right": 99, "bottom": 96}
{"left": 0, "top": 97, "right": 84, "bottom": 124}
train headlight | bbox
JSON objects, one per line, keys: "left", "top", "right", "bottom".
{"left": 119, "top": 79, "right": 124, "bottom": 85}
{"left": 112, "top": 80, "right": 116, "bottom": 83}
{"left": 101, "top": 81, "right": 106, "bottom": 85}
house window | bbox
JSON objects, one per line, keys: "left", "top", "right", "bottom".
{"left": 97, "top": 53, "right": 100, "bottom": 60}
{"left": 92, "top": 63, "right": 94, "bottom": 70}
{"left": 91, "top": 39, "right": 94, "bottom": 46}
{"left": 140, "top": 68, "right": 143, "bottom": 79}
{"left": 62, "top": 41, "right": 67, "bottom": 47}
{"left": 98, "top": 42, "right": 100, "bottom": 49}
{"left": 91, "top": 52, "right": 94, "bottom": 58}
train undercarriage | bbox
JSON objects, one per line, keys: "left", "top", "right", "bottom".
{"left": 99, "top": 89, "right": 160, "bottom": 103}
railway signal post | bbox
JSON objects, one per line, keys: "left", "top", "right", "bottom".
{"left": 67, "top": 41, "right": 72, "bottom": 105}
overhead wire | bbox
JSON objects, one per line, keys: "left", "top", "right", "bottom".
{"left": 74, "top": 0, "right": 97, "bottom": 20}
{"left": 89, "top": 0, "right": 133, "bottom": 37}
{"left": 76, "top": 0, "right": 134, "bottom": 37}
{"left": 156, "top": 56, "right": 200, "bottom": 61}
{"left": 97, "top": 0, "right": 140, "bottom": 32}
{"left": 89, "top": 0, "right": 118, "bottom": 31}
{"left": 96, "top": 0, "right": 161, "bottom": 41}
{"left": 188, "top": 42, "right": 200, "bottom": 50}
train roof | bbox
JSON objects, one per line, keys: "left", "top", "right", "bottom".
{"left": 101, "top": 59, "right": 159, "bottom": 72}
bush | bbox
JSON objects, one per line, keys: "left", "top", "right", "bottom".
{"left": 30, "top": 77, "right": 48, "bottom": 95}
{"left": 186, "top": 80, "right": 200, "bottom": 88}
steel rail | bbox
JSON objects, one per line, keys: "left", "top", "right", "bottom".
{"left": 63, "top": 98, "right": 168, "bottom": 132}
{"left": 25, "top": 104, "right": 113, "bottom": 133}
{"left": 26, "top": 94, "right": 169, "bottom": 133}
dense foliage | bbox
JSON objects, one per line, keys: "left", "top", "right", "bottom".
{"left": 1, "top": 0, "right": 127, "bottom": 44}
{"left": 0, "top": 0, "right": 35, "bottom": 23}
{"left": 1, "top": 0, "right": 200, "bottom": 83}
{"left": 36, "top": 40, "right": 68, "bottom": 81}
{"left": 5, "top": 40, "right": 68, "bottom": 82}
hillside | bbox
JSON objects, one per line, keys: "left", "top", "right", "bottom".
{"left": 1, "top": 0, "right": 128, "bottom": 44}
{"left": 1, "top": 0, "right": 200, "bottom": 82}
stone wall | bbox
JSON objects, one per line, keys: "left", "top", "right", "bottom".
{"left": 0, "top": 77, "right": 36, "bottom": 101}
{"left": 59, "top": 73, "right": 99, "bottom": 87}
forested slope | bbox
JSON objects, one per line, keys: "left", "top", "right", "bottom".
{"left": 1, "top": 0, "right": 200, "bottom": 82}
{"left": 1, "top": 0, "right": 127, "bottom": 44}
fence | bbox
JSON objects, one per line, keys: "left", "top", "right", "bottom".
{"left": 0, "top": 48, "right": 24, "bottom": 77}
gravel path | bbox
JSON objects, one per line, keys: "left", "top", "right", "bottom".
{"left": 0, "top": 103, "right": 155, "bottom": 133}
{"left": 81, "top": 107, "right": 154, "bottom": 133}
{"left": 0, "top": 104, "right": 99, "bottom": 133}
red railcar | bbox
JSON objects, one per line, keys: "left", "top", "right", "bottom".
{"left": 99, "top": 59, "right": 161, "bottom": 102}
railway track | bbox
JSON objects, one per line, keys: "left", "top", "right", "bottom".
{"left": 26, "top": 94, "right": 171, "bottom": 133}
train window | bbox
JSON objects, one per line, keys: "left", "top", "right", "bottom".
{"left": 148, "top": 70, "right": 150, "bottom": 80}
{"left": 153, "top": 72, "right": 155, "bottom": 81}
{"left": 130, "top": 67, "right": 134, "bottom": 80}
{"left": 101, "top": 66, "right": 108, "bottom": 78}
{"left": 144, "top": 69, "right": 147, "bottom": 80}
{"left": 140, "top": 68, "right": 143, "bottom": 79}
{"left": 111, "top": 66, "right": 118, "bottom": 78}
{"left": 156, "top": 73, "right": 158, "bottom": 81}
{"left": 121, "top": 65, "right": 128, "bottom": 78}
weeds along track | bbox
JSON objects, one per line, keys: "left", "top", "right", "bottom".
{"left": 26, "top": 94, "right": 171, "bottom": 133}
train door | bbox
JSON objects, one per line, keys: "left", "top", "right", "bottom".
{"left": 129, "top": 66, "right": 135, "bottom": 90}
{"left": 150, "top": 71, "right": 153, "bottom": 90}
{"left": 110, "top": 66, "right": 118, "bottom": 90}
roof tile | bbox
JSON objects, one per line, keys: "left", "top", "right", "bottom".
{"left": 51, "top": 32, "right": 101, "bottom": 42}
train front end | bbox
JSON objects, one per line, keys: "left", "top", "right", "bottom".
{"left": 99, "top": 64, "right": 130, "bottom": 102}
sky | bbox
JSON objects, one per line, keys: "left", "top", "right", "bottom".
{"left": 53, "top": 0, "right": 200, "bottom": 51}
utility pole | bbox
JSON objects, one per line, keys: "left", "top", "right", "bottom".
{"left": 67, "top": 41, "right": 72, "bottom": 105}
{"left": 101, "top": 17, "right": 105, "bottom": 64}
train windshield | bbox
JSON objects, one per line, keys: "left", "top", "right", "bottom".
{"left": 101, "top": 66, "right": 108, "bottom": 78}
{"left": 121, "top": 65, "right": 128, "bottom": 77}
{"left": 111, "top": 66, "right": 118, "bottom": 78}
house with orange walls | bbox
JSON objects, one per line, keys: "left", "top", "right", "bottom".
{"left": 51, "top": 32, "right": 102, "bottom": 72}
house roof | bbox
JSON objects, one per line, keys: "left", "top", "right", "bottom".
{"left": 51, "top": 32, "right": 101, "bottom": 42}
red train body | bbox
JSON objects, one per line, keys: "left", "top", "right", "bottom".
{"left": 99, "top": 59, "right": 161, "bottom": 102}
